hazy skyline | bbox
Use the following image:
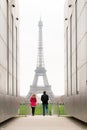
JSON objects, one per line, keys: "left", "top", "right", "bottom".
{"left": 19, "top": 0, "right": 65, "bottom": 96}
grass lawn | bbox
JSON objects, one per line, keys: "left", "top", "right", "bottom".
{"left": 19, "top": 104, "right": 30, "bottom": 115}
{"left": 35, "top": 103, "right": 52, "bottom": 115}
{"left": 19, "top": 103, "right": 66, "bottom": 116}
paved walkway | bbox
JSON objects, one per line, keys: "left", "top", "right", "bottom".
{"left": 0, "top": 116, "right": 87, "bottom": 130}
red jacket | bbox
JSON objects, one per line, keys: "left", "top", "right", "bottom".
{"left": 30, "top": 97, "right": 37, "bottom": 107}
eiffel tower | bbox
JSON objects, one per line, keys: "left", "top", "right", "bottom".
{"left": 27, "top": 19, "right": 54, "bottom": 101}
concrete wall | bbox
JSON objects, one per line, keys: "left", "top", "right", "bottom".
{"left": 64, "top": 0, "right": 87, "bottom": 122}
{"left": 0, "top": 0, "right": 19, "bottom": 96}
{"left": 0, "top": 0, "right": 20, "bottom": 122}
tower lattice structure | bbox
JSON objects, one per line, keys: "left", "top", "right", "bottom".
{"left": 27, "top": 19, "right": 54, "bottom": 101}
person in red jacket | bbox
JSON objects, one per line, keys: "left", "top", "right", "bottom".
{"left": 30, "top": 94, "right": 37, "bottom": 116}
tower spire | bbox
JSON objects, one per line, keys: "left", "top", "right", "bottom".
{"left": 37, "top": 18, "right": 44, "bottom": 67}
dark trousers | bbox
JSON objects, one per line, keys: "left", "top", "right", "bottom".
{"left": 42, "top": 104, "right": 48, "bottom": 116}
{"left": 31, "top": 107, "right": 35, "bottom": 116}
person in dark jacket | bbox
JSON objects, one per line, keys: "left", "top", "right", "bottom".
{"left": 41, "top": 91, "right": 49, "bottom": 116}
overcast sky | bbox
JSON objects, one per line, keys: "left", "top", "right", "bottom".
{"left": 19, "top": 0, "right": 66, "bottom": 96}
